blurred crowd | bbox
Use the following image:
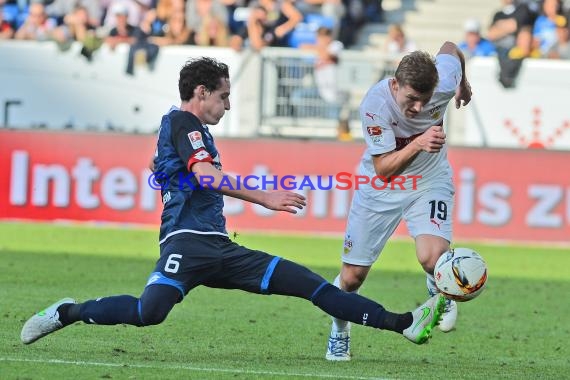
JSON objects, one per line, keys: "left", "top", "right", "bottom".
{"left": 2, "top": 0, "right": 569, "bottom": 138}
{"left": 485, "top": 0, "right": 570, "bottom": 87}
{"left": 0, "top": 0, "right": 382, "bottom": 63}
{"left": 379, "top": 0, "right": 570, "bottom": 89}
{"left": 3, "top": 0, "right": 568, "bottom": 85}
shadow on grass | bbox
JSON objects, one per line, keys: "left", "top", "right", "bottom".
{"left": 1, "top": 250, "right": 569, "bottom": 379}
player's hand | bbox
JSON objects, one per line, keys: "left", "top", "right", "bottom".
{"left": 455, "top": 79, "right": 472, "bottom": 109}
{"left": 415, "top": 125, "right": 446, "bottom": 153}
{"left": 274, "top": 25, "right": 288, "bottom": 39}
{"left": 263, "top": 191, "right": 306, "bottom": 214}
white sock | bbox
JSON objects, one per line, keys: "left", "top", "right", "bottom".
{"left": 331, "top": 274, "right": 359, "bottom": 334}
{"left": 426, "top": 273, "right": 438, "bottom": 296}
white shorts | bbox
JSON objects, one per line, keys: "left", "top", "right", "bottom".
{"left": 342, "top": 184, "right": 454, "bottom": 266}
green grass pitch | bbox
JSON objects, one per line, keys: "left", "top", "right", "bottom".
{"left": 0, "top": 222, "right": 569, "bottom": 379}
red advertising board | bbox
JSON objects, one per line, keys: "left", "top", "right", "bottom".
{"left": 0, "top": 130, "right": 160, "bottom": 224}
{"left": 1, "top": 130, "right": 569, "bottom": 243}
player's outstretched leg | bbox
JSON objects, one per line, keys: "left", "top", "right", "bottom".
{"left": 402, "top": 294, "right": 446, "bottom": 344}
{"left": 427, "top": 273, "right": 457, "bottom": 332}
{"left": 21, "top": 285, "right": 180, "bottom": 345}
{"left": 21, "top": 298, "right": 77, "bottom": 344}
{"left": 268, "top": 259, "right": 446, "bottom": 360}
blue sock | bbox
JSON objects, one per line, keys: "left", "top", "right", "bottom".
{"left": 312, "top": 283, "right": 411, "bottom": 332}
{"left": 79, "top": 295, "right": 142, "bottom": 326}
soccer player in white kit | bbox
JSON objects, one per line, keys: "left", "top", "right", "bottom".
{"left": 326, "top": 41, "right": 472, "bottom": 361}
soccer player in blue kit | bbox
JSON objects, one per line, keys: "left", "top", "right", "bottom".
{"left": 21, "top": 57, "right": 445, "bottom": 355}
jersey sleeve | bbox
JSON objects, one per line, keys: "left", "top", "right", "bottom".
{"left": 434, "top": 54, "right": 462, "bottom": 93}
{"left": 360, "top": 96, "right": 396, "bottom": 155}
{"left": 170, "top": 114, "right": 214, "bottom": 172}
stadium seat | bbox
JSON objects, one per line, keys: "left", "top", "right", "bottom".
{"left": 288, "top": 13, "right": 337, "bottom": 48}
{"left": 2, "top": 4, "right": 20, "bottom": 24}
{"left": 304, "top": 13, "right": 336, "bottom": 30}
{"left": 288, "top": 23, "right": 317, "bottom": 48}
{"left": 15, "top": 5, "right": 29, "bottom": 29}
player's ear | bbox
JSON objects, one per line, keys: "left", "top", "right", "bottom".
{"left": 390, "top": 78, "right": 399, "bottom": 93}
{"left": 195, "top": 85, "right": 206, "bottom": 100}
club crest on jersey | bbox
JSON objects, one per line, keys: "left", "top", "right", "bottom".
{"left": 343, "top": 235, "right": 353, "bottom": 255}
{"left": 188, "top": 131, "right": 205, "bottom": 150}
{"left": 367, "top": 126, "right": 384, "bottom": 143}
{"left": 429, "top": 105, "right": 442, "bottom": 120}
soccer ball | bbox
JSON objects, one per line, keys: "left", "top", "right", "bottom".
{"left": 434, "top": 247, "right": 488, "bottom": 302}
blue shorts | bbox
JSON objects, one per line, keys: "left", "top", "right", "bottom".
{"left": 145, "top": 233, "right": 279, "bottom": 299}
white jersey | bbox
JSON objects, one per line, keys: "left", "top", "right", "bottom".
{"left": 358, "top": 54, "right": 462, "bottom": 193}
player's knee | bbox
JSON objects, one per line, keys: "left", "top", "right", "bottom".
{"left": 137, "top": 285, "right": 179, "bottom": 326}
{"left": 418, "top": 251, "right": 442, "bottom": 274}
{"left": 340, "top": 267, "right": 368, "bottom": 291}
{"left": 419, "top": 261, "right": 435, "bottom": 274}
{"left": 139, "top": 307, "right": 170, "bottom": 326}
{"left": 416, "top": 235, "right": 449, "bottom": 273}
{"left": 339, "top": 263, "right": 370, "bottom": 291}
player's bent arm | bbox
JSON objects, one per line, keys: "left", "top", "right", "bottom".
{"left": 437, "top": 41, "right": 466, "bottom": 81}
{"left": 192, "top": 161, "right": 268, "bottom": 204}
{"left": 372, "top": 142, "right": 422, "bottom": 178}
{"left": 372, "top": 125, "right": 446, "bottom": 177}
{"left": 438, "top": 41, "right": 472, "bottom": 108}
{"left": 192, "top": 162, "right": 305, "bottom": 213}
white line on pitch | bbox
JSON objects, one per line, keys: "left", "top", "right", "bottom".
{"left": 0, "top": 357, "right": 389, "bottom": 379}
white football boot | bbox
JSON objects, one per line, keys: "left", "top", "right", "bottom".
{"left": 21, "top": 298, "right": 76, "bottom": 344}
{"left": 326, "top": 274, "right": 352, "bottom": 361}
{"left": 403, "top": 294, "right": 445, "bottom": 344}
{"left": 325, "top": 331, "right": 351, "bottom": 361}
{"left": 438, "top": 299, "right": 458, "bottom": 332}
{"left": 427, "top": 273, "right": 458, "bottom": 332}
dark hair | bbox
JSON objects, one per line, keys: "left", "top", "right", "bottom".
{"left": 394, "top": 51, "right": 438, "bottom": 94}
{"left": 317, "top": 26, "right": 333, "bottom": 36}
{"left": 178, "top": 57, "right": 230, "bottom": 101}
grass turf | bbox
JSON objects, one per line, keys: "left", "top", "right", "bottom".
{"left": 0, "top": 222, "right": 569, "bottom": 379}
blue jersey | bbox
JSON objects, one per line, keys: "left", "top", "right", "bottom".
{"left": 458, "top": 39, "right": 496, "bottom": 59}
{"left": 153, "top": 108, "right": 227, "bottom": 244}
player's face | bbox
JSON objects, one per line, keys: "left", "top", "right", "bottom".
{"left": 202, "top": 77, "right": 231, "bottom": 125}
{"left": 391, "top": 80, "right": 433, "bottom": 119}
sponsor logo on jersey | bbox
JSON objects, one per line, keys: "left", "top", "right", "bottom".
{"left": 365, "top": 112, "right": 377, "bottom": 120}
{"left": 367, "top": 126, "right": 382, "bottom": 136}
{"left": 430, "top": 218, "right": 442, "bottom": 230}
{"left": 162, "top": 191, "right": 171, "bottom": 204}
{"left": 367, "top": 126, "right": 384, "bottom": 143}
{"left": 395, "top": 132, "right": 422, "bottom": 151}
{"left": 188, "top": 131, "right": 205, "bottom": 150}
